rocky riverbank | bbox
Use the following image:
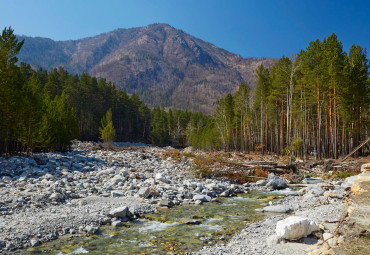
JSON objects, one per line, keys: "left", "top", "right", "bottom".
{"left": 0, "top": 141, "right": 363, "bottom": 254}
{"left": 0, "top": 142, "right": 250, "bottom": 252}
{"left": 197, "top": 165, "right": 368, "bottom": 255}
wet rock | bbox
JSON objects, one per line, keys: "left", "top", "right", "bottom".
{"left": 262, "top": 205, "right": 291, "bottom": 213}
{"left": 179, "top": 218, "right": 202, "bottom": 225}
{"left": 85, "top": 225, "right": 99, "bottom": 234}
{"left": 276, "top": 216, "right": 320, "bottom": 240}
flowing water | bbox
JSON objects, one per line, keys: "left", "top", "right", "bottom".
{"left": 21, "top": 191, "right": 284, "bottom": 255}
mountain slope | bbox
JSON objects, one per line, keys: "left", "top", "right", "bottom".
{"left": 18, "top": 23, "right": 277, "bottom": 113}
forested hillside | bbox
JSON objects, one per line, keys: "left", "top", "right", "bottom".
{"left": 17, "top": 23, "right": 276, "bottom": 113}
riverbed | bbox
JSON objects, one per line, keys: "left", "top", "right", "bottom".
{"left": 19, "top": 192, "right": 282, "bottom": 254}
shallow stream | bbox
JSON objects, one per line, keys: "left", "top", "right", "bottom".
{"left": 21, "top": 191, "right": 285, "bottom": 255}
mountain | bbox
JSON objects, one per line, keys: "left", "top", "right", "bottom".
{"left": 18, "top": 23, "right": 277, "bottom": 113}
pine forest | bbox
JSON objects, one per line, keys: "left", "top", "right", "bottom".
{"left": 0, "top": 27, "right": 369, "bottom": 159}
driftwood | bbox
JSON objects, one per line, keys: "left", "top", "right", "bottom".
{"left": 341, "top": 137, "right": 370, "bottom": 162}
{"left": 300, "top": 166, "right": 325, "bottom": 175}
{"left": 222, "top": 161, "right": 294, "bottom": 174}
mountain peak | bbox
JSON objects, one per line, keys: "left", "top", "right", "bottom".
{"left": 18, "top": 24, "right": 277, "bottom": 113}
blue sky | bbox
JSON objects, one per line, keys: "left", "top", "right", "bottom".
{"left": 1, "top": 0, "right": 369, "bottom": 58}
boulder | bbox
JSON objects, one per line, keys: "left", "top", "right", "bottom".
{"left": 155, "top": 173, "right": 168, "bottom": 183}
{"left": 266, "top": 173, "right": 288, "bottom": 189}
{"left": 108, "top": 206, "right": 129, "bottom": 218}
{"left": 276, "top": 216, "right": 320, "bottom": 240}
{"left": 262, "top": 205, "right": 291, "bottom": 213}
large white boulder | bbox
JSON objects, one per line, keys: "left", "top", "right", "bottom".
{"left": 276, "top": 216, "right": 319, "bottom": 240}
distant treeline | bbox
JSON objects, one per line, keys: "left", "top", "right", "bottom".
{"left": 1, "top": 27, "right": 369, "bottom": 159}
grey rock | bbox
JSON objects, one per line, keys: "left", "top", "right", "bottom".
{"left": 108, "top": 206, "right": 129, "bottom": 218}
{"left": 111, "top": 190, "right": 124, "bottom": 197}
{"left": 193, "top": 194, "right": 212, "bottom": 202}
{"left": 266, "top": 174, "right": 288, "bottom": 190}
{"left": 137, "top": 187, "right": 151, "bottom": 198}
{"left": 49, "top": 193, "right": 63, "bottom": 201}
{"left": 155, "top": 173, "right": 169, "bottom": 183}
{"left": 158, "top": 199, "right": 173, "bottom": 207}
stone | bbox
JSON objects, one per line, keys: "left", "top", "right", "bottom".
{"left": 112, "top": 220, "right": 124, "bottom": 227}
{"left": 193, "top": 194, "right": 212, "bottom": 202}
{"left": 158, "top": 199, "right": 173, "bottom": 207}
{"left": 266, "top": 173, "right": 288, "bottom": 189}
{"left": 111, "top": 175, "right": 124, "bottom": 185}
{"left": 256, "top": 180, "right": 268, "bottom": 186}
{"left": 262, "top": 205, "right": 291, "bottom": 213}
{"left": 341, "top": 175, "right": 358, "bottom": 190}
{"left": 276, "top": 216, "right": 320, "bottom": 240}
{"left": 85, "top": 225, "right": 99, "bottom": 234}
{"left": 49, "top": 193, "right": 63, "bottom": 201}
{"left": 108, "top": 206, "right": 129, "bottom": 218}
{"left": 266, "top": 235, "right": 281, "bottom": 246}
{"left": 111, "top": 190, "right": 124, "bottom": 197}
{"left": 182, "top": 189, "right": 193, "bottom": 199}
{"left": 137, "top": 187, "right": 151, "bottom": 198}
{"left": 179, "top": 218, "right": 202, "bottom": 225}
{"left": 30, "top": 238, "right": 39, "bottom": 247}
{"left": 0, "top": 239, "right": 5, "bottom": 248}
{"left": 155, "top": 173, "right": 168, "bottom": 183}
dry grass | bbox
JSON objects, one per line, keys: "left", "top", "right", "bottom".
{"left": 255, "top": 166, "right": 269, "bottom": 178}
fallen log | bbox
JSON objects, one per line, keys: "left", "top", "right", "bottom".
{"left": 300, "top": 166, "right": 325, "bottom": 175}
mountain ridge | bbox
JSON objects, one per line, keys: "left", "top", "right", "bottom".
{"left": 18, "top": 23, "right": 277, "bottom": 113}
